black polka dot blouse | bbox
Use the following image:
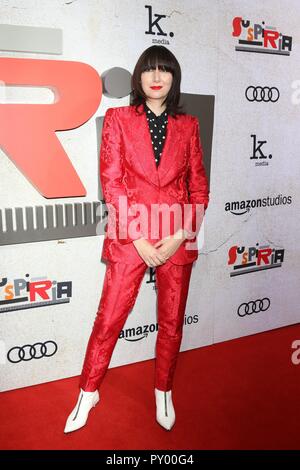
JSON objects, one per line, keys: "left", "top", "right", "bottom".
{"left": 143, "top": 103, "right": 168, "bottom": 167}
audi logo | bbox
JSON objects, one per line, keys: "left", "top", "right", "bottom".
{"left": 238, "top": 298, "right": 270, "bottom": 317}
{"left": 7, "top": 341, "right": 58, "bottom": 363}
{"left": 245, "top": 86, "right": 280, "bottom": 102}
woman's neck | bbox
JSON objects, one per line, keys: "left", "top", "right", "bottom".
{"left": 145, "top": 99, "right": 166, "bottom": 116}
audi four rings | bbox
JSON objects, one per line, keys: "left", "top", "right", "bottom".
{"left": 7, "top": 341, "right": 58, "bottom": 363}
{"left": 238, "top": 298, "right": 271, "bottom": 317}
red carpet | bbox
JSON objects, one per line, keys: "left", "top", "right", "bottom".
{"left": 1, "top": 323, "right": 300, "bottom": 450}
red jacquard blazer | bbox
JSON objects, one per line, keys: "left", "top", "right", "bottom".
{"left": 100, "top": 103, "right": 209, "bottom": 265}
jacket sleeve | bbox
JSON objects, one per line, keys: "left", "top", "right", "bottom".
{"left": 100, "top": 108, "right": 145, "bottom": 244}
{"left": 184, "top": 116, "right": 210, "bottom": 240}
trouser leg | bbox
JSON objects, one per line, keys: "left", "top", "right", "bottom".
{"left": 154, "top": 260, "right": 193, "bottom": 391}
{"left": 79, "top": 261, "right": 147, "bottom": 392}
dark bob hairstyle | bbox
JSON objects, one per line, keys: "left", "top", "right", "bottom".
{"left": 130, "top": 45, "right": 185, "bottom": 118}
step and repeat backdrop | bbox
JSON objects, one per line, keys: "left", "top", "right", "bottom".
{"left": 1, "top": 0, "right": 299, "bottom": 391}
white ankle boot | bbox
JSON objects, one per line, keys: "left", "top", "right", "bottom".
{"left": 64, "top": 388, "right": 100, "bottom": 434}
{"left": 155, "top": 388, "right": 176, "bottom": 431}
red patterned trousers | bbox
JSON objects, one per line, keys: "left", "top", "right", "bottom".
{"left": 79, "top": 259, "right": 193, "bottom": 392}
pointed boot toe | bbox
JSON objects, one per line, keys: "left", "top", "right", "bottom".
{"left": 155, "top": 388, "right": 176, "bottom": 431}
{"left": 64, "top": 388, "right": 100, "bottom": 434}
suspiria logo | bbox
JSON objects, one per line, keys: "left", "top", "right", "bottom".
{"left": 119, "top": 314, "right": 199, "bottom": 342}
{"left": 228, "top": 243, "right": 285, "bottom": 276}
{"left": 225, "top": 194, "right": 292, "bottom": 215}
{"left": 232, "top": 16, "right": 293, "bottom": 55}
{"left": 0, "top": 274, "right": 72, "bottom": 313}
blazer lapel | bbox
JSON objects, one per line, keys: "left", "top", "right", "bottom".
{"left": 132, "top": 104, "right": 182, "bottom": 188}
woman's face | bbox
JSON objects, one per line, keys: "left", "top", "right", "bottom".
{"left": 140, "top": 64, "right": 173, "bottom": 101}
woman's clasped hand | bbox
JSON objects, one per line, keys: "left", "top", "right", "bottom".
{"left": 133, "top": 229, "right": 186, "bottom": 267}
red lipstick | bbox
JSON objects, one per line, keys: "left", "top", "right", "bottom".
{"left": 150, "top": 86, "right": 162, "bottom": 90}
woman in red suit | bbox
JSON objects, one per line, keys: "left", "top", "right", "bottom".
{"left": 64, "top": 45, "right": 209, "bottom": 433}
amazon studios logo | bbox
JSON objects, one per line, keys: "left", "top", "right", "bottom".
{"left": 225, "top": 194, "right": 292, "bottom": 215}
{"left": 228, "top": 243, "right": 285, "bottom": 277}
{"left": 0, "top": 274, "right": 72, "bottom": 314}
{"left": 119, "top": 314, "right": 199, "bottom": 342}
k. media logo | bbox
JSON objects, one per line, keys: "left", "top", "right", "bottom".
{"left": 232, "top": 16, "right": 293, "bottom": 55}
{"left": 0, "top": 274, "right": 72, "bottom": 313}
{"left": 250, "top": 134, "right": 272, "bottom": 166}
{"left": 145, "top": 4, "right": 174, "bottom": 44}
{"left": 228, "top": 243, "right": 285, "bottom": 277}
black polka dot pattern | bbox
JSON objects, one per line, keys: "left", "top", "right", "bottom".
{"left": 143, "top": 103, "right": 168, "bottom": 167}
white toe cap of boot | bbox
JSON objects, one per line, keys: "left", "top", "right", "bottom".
{"left": 155, "top": 388, "right": 176, "bottom": 431}
{"left": 64, "top": 388, "right": 100, "bottom": 434}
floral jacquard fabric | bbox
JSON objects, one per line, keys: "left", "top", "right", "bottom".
{"left": 79, "top": 259, "right": 193, "bottom": 392}
{"left": 99, "top": 104, "right": 210, "bottom": 265}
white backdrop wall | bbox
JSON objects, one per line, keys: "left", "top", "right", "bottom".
{"left": 0, "top": 0, "right": 299, "bottom": 392}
